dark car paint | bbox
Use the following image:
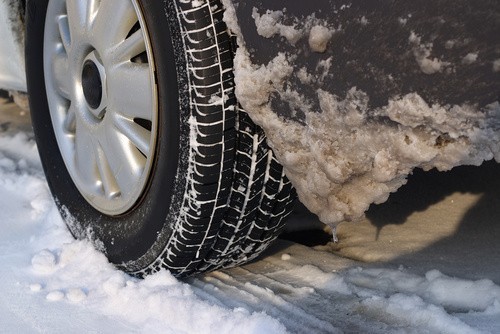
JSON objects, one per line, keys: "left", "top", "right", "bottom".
{"left": 233, "top": 0, "right": 500, "bottom": 121}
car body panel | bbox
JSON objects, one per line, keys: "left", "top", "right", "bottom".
{"left": 0, "top": 0, "right": 26, "bottom": 92}
{"left": 232, "top": 0, "right": 500, "bottom": 122}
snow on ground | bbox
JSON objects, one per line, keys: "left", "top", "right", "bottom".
{"left": 1, "top": 98, "right": 500, "bottom": 333}
{"left": 0, "top": 101, "right": 285, "bottom": 334}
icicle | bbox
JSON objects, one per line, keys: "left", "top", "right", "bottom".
{"left": 331, "top": 226, "right": 339, "bottom": 243}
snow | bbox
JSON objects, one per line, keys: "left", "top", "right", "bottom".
{"left": 251, "top": 8, "right": 303, "bottom": 45}
{"left": 462, "top": 53, "right": 479, "bottom": 65}
{"left": 251, "top": 7, "right": 338, "bottom": 52}
{"left": 308, "top": 25, "right": 333, "bottom": 53}
{"left": 493, "top": 59, "right": 500, "bottom": 72}
{"left": 409, "top": 32, "right": 451, "bottom": 74}
{"left": 1, "top": 97, "right": 500, "bottom": 332}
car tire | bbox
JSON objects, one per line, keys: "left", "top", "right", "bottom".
{"left": 26, "top": 0, "right": 295, "bottom": 277}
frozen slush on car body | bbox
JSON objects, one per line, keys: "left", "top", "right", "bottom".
{"left": 222, "top": 0, "right": 500, "bottom": 228}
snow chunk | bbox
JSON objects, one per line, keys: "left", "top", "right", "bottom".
{"left": 191, "top": 0, "right": 204, "bottom": 8}
{"left": 462, "top": 52, "right": 478, "bottom": 65}
{"left": 280, "top": 253, "right": 291, "bottom": 261}
{"left": 66, "top": 288, "right": 87, "bottom": 303}
{"left": 308, "top": 25, "right": 334, "bottom": 53}
{"left": 46, "top": 290, "right": 65, "bottom": 302}
{"left": 252, "top": 8, "right": 303, "bottom": 45}
{"left": 409, "top": 32, "right": 450, "bottom": 74}
{"left": 251, "top": 7, "right": 337, "bottom": 51}
{"left": 493, "top": 59, "right": 500, "bottom": 72}
{"left": 31, "top": 249, "right": 57, "bottom": 275}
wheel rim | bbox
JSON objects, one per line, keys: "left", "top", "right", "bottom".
{"left": 43, "top": 0, "right": 158, "bottom": 216}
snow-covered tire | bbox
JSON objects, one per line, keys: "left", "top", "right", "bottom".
{"left": 26, "top": 0, "right": 295, "bottom": 277}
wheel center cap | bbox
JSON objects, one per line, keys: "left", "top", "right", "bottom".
{"left": 81, "top": 51, "right": 107, "bottom": 119}
{"left": 82, "top": 60, "right": 102, "bottom": 110}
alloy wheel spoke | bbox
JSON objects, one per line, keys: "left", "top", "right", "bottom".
{"left": 57, "top": 14, "right": 71, "bottom": 52}
{"left": 52, "top": 48, "right": 71, "bottom": 100}
{"left": 74, "top": 119, "right": 99, "bottom": 191}
{"left": 95, "top": 144, "right": 121, "bottom": 199}
{"left": 65, "top": 0, "right": 89, "bottom": 38}
{"left": 108, "top": 63, "right": 153, "bottom": 121}
{"left": 113, "top": 115, "right": 151, "bottom": 156}
{"left": 63, "top": 103, "right": 77, "bottom": 134}
{"left": 99, "top": 125, "right": 145, "bottom": 195}
{"left": 91, "top": 0, "right": 137, "bottom": 50}
{"left": 114, "top": 28, "right": 146, "bottom": 62}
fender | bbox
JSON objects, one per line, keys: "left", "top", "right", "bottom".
{"left": 232, "top": 0, "right": 499, "bottom": 121}
{"left": 0, "top": 0, "right": 26, "bottom": 92}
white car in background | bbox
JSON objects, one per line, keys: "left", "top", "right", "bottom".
{"left": 0, "top": 0, "right": 498, "bottom": 277}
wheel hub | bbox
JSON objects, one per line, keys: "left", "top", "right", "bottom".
{"left": 82, "top": 60, "right": 102, "bottom": 110}
{"left": 81, "top": 51, "right": 108, "bottom": 119}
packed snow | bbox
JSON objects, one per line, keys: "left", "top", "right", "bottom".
{"left": 1, "top": 97, "right": 500, "bottom": 332}
{"left": 222, "top": 1, "right": 500, "bottom": 227}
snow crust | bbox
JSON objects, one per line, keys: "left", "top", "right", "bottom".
{"left": 222, "top": 2, "right": 500, "bottom": 226}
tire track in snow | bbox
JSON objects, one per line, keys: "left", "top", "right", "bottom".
{"left": 189, "top": 241, "right": 496, "bottom": 333}
{"left": 189, "top": 242, "right": 391, "bottom": 333}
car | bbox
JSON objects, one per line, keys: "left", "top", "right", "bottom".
{"left": 0, "top": 0, "right": 498, "bottom": 277}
